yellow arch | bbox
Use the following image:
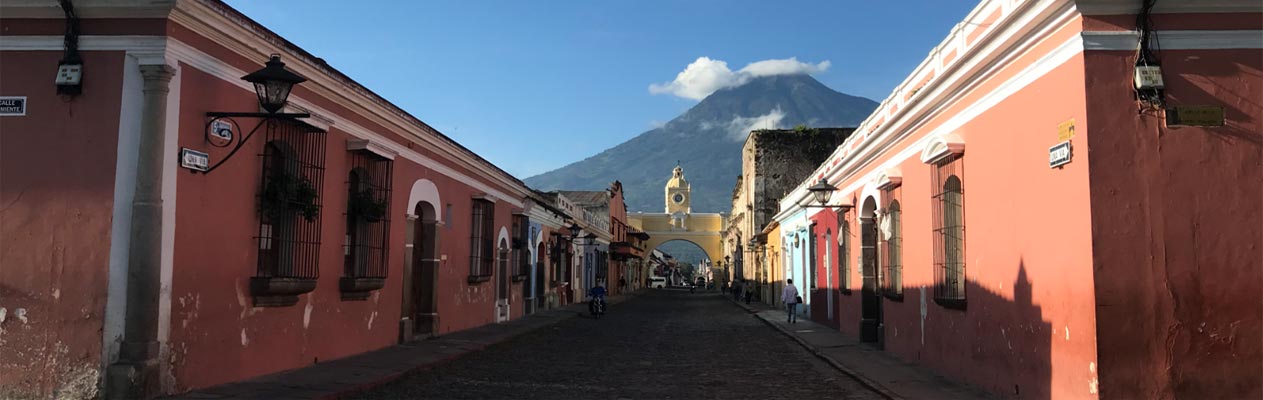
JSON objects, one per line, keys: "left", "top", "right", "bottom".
{"left": 629, "top": 212, "right": 725, "bottom": 264}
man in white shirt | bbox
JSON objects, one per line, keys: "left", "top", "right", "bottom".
{"left": 781, "top": 279, "right": 800, "bottom": 323}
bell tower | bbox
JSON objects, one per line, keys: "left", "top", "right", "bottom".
{"left": 664, "top": 163, "right": 691, "bottom": 214}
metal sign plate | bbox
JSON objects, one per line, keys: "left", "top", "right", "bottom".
{"left": 0, "top": 96, "right": 26, "bottom": 116}
{"left": 181, "top": 148, "right": 210, "bottom": 172}
{"left": 1049, "top": 141, "right": 1072, "bottom": 168}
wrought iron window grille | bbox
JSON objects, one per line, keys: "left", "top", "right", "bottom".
{"left": 931, "top": 154, "right": 966, "bottom": 309}
{"left": 340, "top": 150, "right": 393, "bottom": 300}
{"left": 251, "top": 121, "right": 326, "bottom": 307}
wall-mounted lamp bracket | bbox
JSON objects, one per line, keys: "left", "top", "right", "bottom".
{"left": 197, "top": 112, "right": 311, "bottom": 175}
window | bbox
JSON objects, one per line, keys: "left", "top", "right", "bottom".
{"left": 498, "top": 239, "right": 510, "bottom": 300}
{"left": 512, "top": 214, "right": 529, "bottom": 278}
{"left": 595, "top": 250, "right": 608, "bottom": 283}
{"left": 256, "top": 125, "right": 325, "bottom": 280}
{"left": 343, "top": 154, "right": 392, "bottom": 280}
{"left": 340, "top": 150, "right": 392, "bottom": 300}
{"left": 824, "top": 230, "right": 831, "bottom": 291}
{"left": 808, "top": 226, "right": 817, "bottom": 290}
{"left": 932, "top": 154, "right": 966, "bottom": 307}
{"left": 252, "top": 120, "right": 326, "bottom": 307}
{"left": 881, "top": 186, "right": 903, "bottom": 300}
{"left": 838, "top": 212, "right": 852, "bottom": 295}
{"left": 469, "top": 199, "right": 495, "bottom": 279}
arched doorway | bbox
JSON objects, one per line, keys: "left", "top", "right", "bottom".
{"left": 860, "top": 196, "right": 883, "bottom": 346}
{"left": 404, "top": 201, "right": 439, "bottom": 341}
{"left": 534, "top": 241, "right": 546, "bottom": 312}
{"left": 497, "top": 238, "right": 510, "bottom": 322}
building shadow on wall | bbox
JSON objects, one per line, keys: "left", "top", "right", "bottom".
{"left": 885, "top": 262, "right": 1054, "bottom": 399}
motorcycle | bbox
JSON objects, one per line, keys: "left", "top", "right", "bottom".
{"left": 589, "top": 296, "right": 606, "bottom": 319}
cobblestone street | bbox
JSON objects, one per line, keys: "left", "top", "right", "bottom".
{"left": 354, "top": 290, "right": 883, "bottom": 400}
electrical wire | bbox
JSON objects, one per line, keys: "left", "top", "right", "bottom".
{"left": 58, "top": 0, "right": 81, "bottom": 65}
{"left": 1133, "top": 0, "right": 1164, "bottom": 111}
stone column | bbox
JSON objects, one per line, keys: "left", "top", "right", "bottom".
{"left": 107, "top": 64, "right": 174, "bottom": 400}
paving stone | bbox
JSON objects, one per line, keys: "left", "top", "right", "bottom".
{"left": 353, "top": 290, "right": 883, "bottom": 400}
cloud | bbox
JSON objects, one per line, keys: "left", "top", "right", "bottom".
{"left": 649, "top": 57, "right": 830, "bottom": 100}
{"left": 726, "top": 108, "right": 786, "bottom": 141}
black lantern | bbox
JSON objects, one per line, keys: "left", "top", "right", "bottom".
{"left": 807, "top": 178, "right": 837, "bottom": 206}
{"left": 567, "top": 223, "right": 582, "bottom": 239}
{"left": 241, "top": 54, "right": 306, "bottom": 114}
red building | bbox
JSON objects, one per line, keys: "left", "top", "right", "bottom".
{"left": 0, "top": 0, "right": 556, "bottom": 398}
{"left": 768, "top": 0, "right": 1262, "bottom": 398}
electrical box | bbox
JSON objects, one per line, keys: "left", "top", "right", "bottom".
{"left": 1134, "top": 65, "right": 1164, "bottom": 90}
{"left": 55, "top": 64, "right": 83, "bottom": 85}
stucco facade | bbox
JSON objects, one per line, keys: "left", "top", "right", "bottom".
{"left": 0, "top": 1, "right": 604, "bottom": 398}
{"left": 763, "top": 1, "right": 1262, "bottom": 398}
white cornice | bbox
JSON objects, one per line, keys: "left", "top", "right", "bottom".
{"left": 167, "top": 0, "right": 530, "bottom": 199}
{"left": 0, "top": 33, "right": 530, "bottom": 206}
{"left": 875, "top": 168, "right": 902, "bottom": 190}
{"left": 0, "top": 0, "right": 176, "bottom": 18}
{"left": 0, "top": 35, "right": 168, "bottom": 64}
{"left": 1083, "top": 30, "right": 1263, "bottom": 51}
{"left": 162, "top": 38, "right": 527, "bottom": 207}
{"left": 346, "top": 139, "right": 397, "bottom": 161}
{"left": 919, "top": 133, "right": 966, "bottom": 164}
{"left": 1075, "top": 0, "right": 1263, "bottom": 15}
{"left": 787, "top": 0, "right": 1080, "bottom": 209}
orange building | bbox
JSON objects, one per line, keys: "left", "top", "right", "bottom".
{"left": 775, "top": 0, "right": 1261, "bottom": 398}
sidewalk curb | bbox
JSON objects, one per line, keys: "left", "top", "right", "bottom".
{"left": 727, "top": 297, "right": 902, "bottom": 400}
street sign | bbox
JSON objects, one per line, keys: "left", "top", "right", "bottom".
{"left": 1049, "top": 141, "right": 1072, "bottom": 168}
{"left": 181, "top": 148, "right": 210, "bottom": 172}
{"left": 0, "top": 96, "right": 26, "bottom": 116}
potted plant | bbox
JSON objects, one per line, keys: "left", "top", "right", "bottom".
{"left": 259, "top": 170, "right": 320, "bottom": 222}
{"left": 348, "top": 189, "right": 387, "bottom": 222}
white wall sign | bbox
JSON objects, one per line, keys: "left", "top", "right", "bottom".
{"left": 181, "top": 148, "right": 210, "bottom": 172}
{"left": 209, "top": 120, "right": 233, "bottom": 143}
{"left": 1049, "top": 141, "right": 1073, "bottom": 168}
{"left": 0, "top": 96, "right": 26, "bottom": 116}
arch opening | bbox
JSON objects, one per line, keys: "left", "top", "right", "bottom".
{"left": 650, "top": 239, "right": 717, "bottom": 286}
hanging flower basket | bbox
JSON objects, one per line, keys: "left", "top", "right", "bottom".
{"left": 348, "top": 189, "right": 387, "bottom": 223}
{"left": 260, "top": 171, "right": 320, "bottom": 222}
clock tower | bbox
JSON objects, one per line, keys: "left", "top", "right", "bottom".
{"left": 665, "top": 164, "right": 691, "bottom": 214}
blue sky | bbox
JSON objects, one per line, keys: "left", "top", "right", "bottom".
{"left": 224, "top": 1, "right": 978, "bottom": 178}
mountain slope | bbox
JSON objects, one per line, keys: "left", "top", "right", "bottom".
{"left": 525, "top": 74, "right": 878, "bottom": 213}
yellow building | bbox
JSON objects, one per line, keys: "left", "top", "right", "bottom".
{"left": 761, "top": 221, "right": 782, "bottom": 306}
{"left": 628, "top": 165, "right": 726, "bottom": 278}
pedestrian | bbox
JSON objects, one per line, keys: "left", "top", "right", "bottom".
{"left": 782, "top": 279, "right": 800, "bottom": 323}
{"left": 619, "top": 277, "right": 627, "bottom": 293}
{"left": 744, "top": 283, "right": 753, "bottom": 304}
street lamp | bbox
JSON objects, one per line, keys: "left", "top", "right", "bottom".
{"left": 567, "top": 223, "right": 582, "bottom": 239}
{"left": 807, "top": 178, "right": 836, "bottom": 205}
{"left": 197, "top": 54, "right": 314, "bottom": 174}
{"left": 803, "top": 178, "right": 853, "bottom": 211}
{"left": 242, "top": 54, "right": 307, "bottom": 114}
